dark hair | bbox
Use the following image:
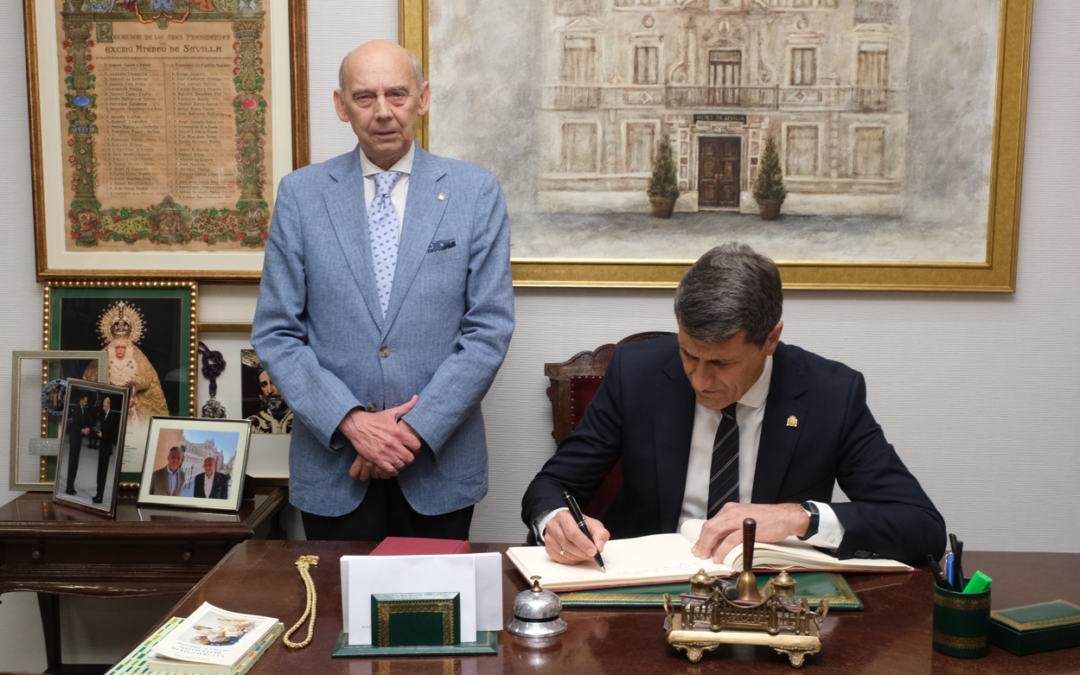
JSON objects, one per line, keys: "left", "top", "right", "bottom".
{"left": 673, "top": 242, "right": 783, "bottom": 347}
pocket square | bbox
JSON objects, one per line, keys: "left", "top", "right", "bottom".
{"left": 427, "top": 239, "right": 456, "bottom": 253}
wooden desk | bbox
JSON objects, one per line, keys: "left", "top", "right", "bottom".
{"left": 144, "top": 542, "right": 1080, "bottom": 675}
{"left": 0, "top": 487, "right": 287, "bottom": 674}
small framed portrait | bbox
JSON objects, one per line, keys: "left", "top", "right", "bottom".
{"left": 195, "top": 324, "right": 289, "bottom": 480}
{"left": 52, "top": 379, "right": 130, "bottom": 517}
{"left": 136, "top": 417, "right": 252, "bottom": 512}
{"left": 45, "top": 281, "right": 198, "bottom": 484}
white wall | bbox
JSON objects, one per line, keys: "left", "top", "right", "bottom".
{"left": 2, "top": 0, "right": 1078, "bottom": 670}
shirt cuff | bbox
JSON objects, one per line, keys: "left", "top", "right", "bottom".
{"left": 804, "top": 501, "right": 845, "bottom": 550}
{"left": 533, "top": 508, "right": 568, "bottom": 544}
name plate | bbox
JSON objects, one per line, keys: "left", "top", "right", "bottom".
{"left": 371, "top": 592, "right": 461, "bottom": 647}
{"left": 29, "top": 438, "right": 61, "bottom": 456}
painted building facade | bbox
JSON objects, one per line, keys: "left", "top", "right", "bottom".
{"left": 539, "top": 0, "right": 908, "bottom": 216}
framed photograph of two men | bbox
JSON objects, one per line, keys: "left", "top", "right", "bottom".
{"left": 403, "top": 0, "right": 1032, "bottom": 291}
{"left": 24, "top": 0, "right": 309, "bottom": 282}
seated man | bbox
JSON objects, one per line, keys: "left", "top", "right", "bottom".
{"left": 522, "top": 243, "right": 945, "bottom": 567}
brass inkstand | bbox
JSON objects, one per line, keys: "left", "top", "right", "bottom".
{"left": 663, "top": 518, "right": 829, "bottom": 668}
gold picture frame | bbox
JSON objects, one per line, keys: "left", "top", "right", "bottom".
{"left": 44, "top": 280, "right": 199, "bottom": 484}
{"left": 402, "top": 0, "right": 1032, "bottom": 291}
{"left": 25, "top": 0, "right": 310, "bottom": 282}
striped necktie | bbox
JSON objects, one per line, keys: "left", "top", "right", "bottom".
{"left": 707, "top": 402, "right": 739, "bottom": 519}
{"left": 368, "top": 171, "right": 404, "bottom": 318}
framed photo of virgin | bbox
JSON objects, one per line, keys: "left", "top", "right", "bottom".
{"left": 44, "top": 280, "right": 198, "bottom": 485}
{"left": 136, "top": 416, "right": 252, "bottom": 512}
{"left": 402, "top": 0, "right": 1032, "bottom": 291}
{"left": 23, "top": 0, "right": 310, "bottom": 282}
{"left": 52, "top": 378, "right": 129, "bottom": 517}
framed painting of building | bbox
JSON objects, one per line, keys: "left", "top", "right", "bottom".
{"left": 403, "top": 0, "right": 1032, "bottom": 291}
{"left": 24, "top": 0, "right": 309, "bottom": 282}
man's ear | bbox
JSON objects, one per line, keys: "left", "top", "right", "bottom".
{"left": 764, "top": 320, "right": 784, "bottom": 356}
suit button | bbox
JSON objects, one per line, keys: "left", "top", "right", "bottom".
{"left": 366, "top": 402, "right": 377, "bottom": 413}
{"left": 379, "top": 347, "right": 390, "bottom": 358}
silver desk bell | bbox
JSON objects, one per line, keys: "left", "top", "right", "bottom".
{"left": 506, "top": 576, "right": 568, "bottom": 638}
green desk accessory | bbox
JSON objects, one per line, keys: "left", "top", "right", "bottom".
{"left": 989, "top": 599, "right": 1080, "bottom": 656}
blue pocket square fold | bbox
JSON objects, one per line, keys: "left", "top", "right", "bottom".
{"left": 427, "top": 239, "right": 456, "bottom": 253}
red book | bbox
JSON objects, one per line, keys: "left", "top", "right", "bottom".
{"left": 370, "top": 537, "right": 472, "bottom": 556}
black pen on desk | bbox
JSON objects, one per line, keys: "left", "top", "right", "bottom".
{"left": 562, "top": 491, "right": 606, "bottom": 572}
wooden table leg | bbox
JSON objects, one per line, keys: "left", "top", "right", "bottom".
{"left": 38, "top": 592, "right": 62, "bottom": 674}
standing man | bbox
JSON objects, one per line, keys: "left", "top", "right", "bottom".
{"left": 65, "top": 394, "right": 94, "bottom": 496}
{"left": 194, "top": 457, "right": 229, "bottom": 500}
{"left": 523, "top": 243, "right": 945, "bottom": 566}
{"left": 252, "top": 40, "right": 514, "bottom": 541}
{"left": 92, "top": 395, "right": 122, "bottom": 504}
{"left": 150, "top": 446, "right": 186, "bottom": 497}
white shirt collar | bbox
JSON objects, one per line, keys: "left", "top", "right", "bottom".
{"left": 359, "top": 143, "right": 415, "bottom": 178}
{"left": 738, "top": 354, "right": 772, "bottom": 409}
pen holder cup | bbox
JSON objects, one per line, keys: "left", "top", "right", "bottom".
{"left": 932, "top": 580, "right": 990, "bottom": 658}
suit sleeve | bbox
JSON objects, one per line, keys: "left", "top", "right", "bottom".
{"left": 521, "top": 347, "right": 628, "bottom": 528}
{"left": 830, "top": 372, "right": 947, "bottom": 565}
{"left": 400, "top": 172, "right": 515, "bottom": 453}
{"left": 251, "top": 176, "right": 365, "bottom": 449}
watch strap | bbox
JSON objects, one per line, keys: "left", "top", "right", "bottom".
{"left": 799, "top": 500, "right": 820, "bottom": 541}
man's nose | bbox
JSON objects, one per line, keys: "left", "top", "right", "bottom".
{"left": 372, "top": 95, "right": 392, "bottom": 118}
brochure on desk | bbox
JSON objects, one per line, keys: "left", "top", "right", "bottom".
{"left": 153, "top": 602, "right": 278, "bottom": 666}
{"left": 341, "top": 552, "right": 503, "bottom": 646}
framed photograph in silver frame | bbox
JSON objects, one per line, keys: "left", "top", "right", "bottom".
{"left": 136, "top": 416, "right": 253, "bottom": 513}
{"left": 52, "top": 378, "right": 129, "bottom": 518}
{"left": 10, "top": 349, "right": 107, "bottom": 492}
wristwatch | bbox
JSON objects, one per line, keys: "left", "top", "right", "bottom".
{"left": 798, "top": 501, "right": 819, "bottom": 541}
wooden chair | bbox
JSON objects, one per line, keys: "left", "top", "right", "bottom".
{"left": 544, "top": 331, "right": 673, "bottom": 518}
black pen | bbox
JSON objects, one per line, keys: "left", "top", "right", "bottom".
{"left": 927, "top": 554, "right": 951, "bottom": 591}
{"left": 562, "top": 491, "right": 606, "bottom": 572}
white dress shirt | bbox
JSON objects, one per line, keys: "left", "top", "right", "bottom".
{"left": 360, "top": 145, "right": 414, "bottom": 237}
{"left": 201, "top": 473, "right": 214, "bottom": 499}
{"left": 538, "top": 354, "right": 845, "bottom": 551}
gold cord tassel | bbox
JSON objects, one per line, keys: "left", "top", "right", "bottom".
{"left": 283, "top": 555, "right": 319, "bottom": 648}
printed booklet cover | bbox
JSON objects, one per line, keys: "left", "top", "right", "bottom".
{"left": 152, "top": 602, "right": 279, "bottom": 667}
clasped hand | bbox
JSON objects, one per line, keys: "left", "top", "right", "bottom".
{"left": 543, "top": 509, "right": 610, "bottom": 566}
{"left": 690, "top": 502, "right": 810, "bottom": 563}
{"left": 339, "top": 395, "right": 421, "bottom": 482}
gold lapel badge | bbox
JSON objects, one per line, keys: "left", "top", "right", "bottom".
{"left": 786, "top": 416, "right": 798, "bottom": 427}
{"left": 438, "top": 193, "right": 446, "bottom": 201}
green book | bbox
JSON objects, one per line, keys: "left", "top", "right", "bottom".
{"left": 105, "top": 618, "right": 283, "bottom": 675}
{"left": 559, "top": 572, "right": 863, "bottom": 610}
{"left": 371, "top": 592, "right": 461, "bottom": 647}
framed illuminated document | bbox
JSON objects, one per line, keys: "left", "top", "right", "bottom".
{"left": 24, "top": 0, "right": 309, "bottom": 282}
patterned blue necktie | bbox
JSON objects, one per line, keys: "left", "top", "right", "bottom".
{"left": 368, "top": 171, "right": 404, "bottom": 318}
{"left": 707, "top": 403, "right": 739, "bottom": 519}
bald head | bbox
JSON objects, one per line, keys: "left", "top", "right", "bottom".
{"left": 333, "top": 40, "right": 431, "bottom": 171}
{"left": 339, "top": 40, "right": 424, "bottom": 92}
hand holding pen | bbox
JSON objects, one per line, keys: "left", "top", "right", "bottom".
{"left": 541, "top": 493, "right": 610, "bottom": 571}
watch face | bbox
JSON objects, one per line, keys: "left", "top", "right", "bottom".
{"left": 41, "top": 379, "right": 68, "bottom": 416}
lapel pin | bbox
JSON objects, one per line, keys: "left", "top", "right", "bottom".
{"left": 786, "top": 415, "right": 798, "bottom": 428}
{"left": 438, "top": 193, "right": 446, "bottom": 201}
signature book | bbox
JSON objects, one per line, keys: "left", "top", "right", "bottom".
{"left": 506, "top": 519, "right": 913, "bottom": 592}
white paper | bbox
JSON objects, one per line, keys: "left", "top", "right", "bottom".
{"left": 472, "top": 552, "right": 503, "bottom": 632}
{"left": 345, "top": 555, "right": 478, "bottom": 646}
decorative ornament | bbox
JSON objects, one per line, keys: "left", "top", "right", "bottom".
{"left": 787, "top": 415, "right": 798, "bottom": 427}
{"left": 98, "top": 301, "right": 145, "bottom": 345}
{"left": 41, "top": 379, "right": 68, "bottom": 416}
{"left": 283, "top": 555, "right": 320, "bottom": 648}
{"left": 198, "top": 341, "right": 227, "bottom": 418}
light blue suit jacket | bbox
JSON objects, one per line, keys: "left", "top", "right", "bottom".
{"left": 252, "top": 144, "right": 515, "bottom": 517}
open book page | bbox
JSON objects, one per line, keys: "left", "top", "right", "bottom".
{"left": 506, "top": 533, "right": 733, "bottom": 591}
{"left": 153, "top": 602, "right": 278, "bottom": 666}
{"left": 680, "top": 518, "right": 913, "bottom": 573}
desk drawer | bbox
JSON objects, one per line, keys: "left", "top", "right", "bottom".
{"left": 0, "top": 538, "right": 232, "bottom": 569}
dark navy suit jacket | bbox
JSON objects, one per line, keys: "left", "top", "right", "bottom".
{"left": 522, "top": 335, "right": 946, "bottom": 565}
